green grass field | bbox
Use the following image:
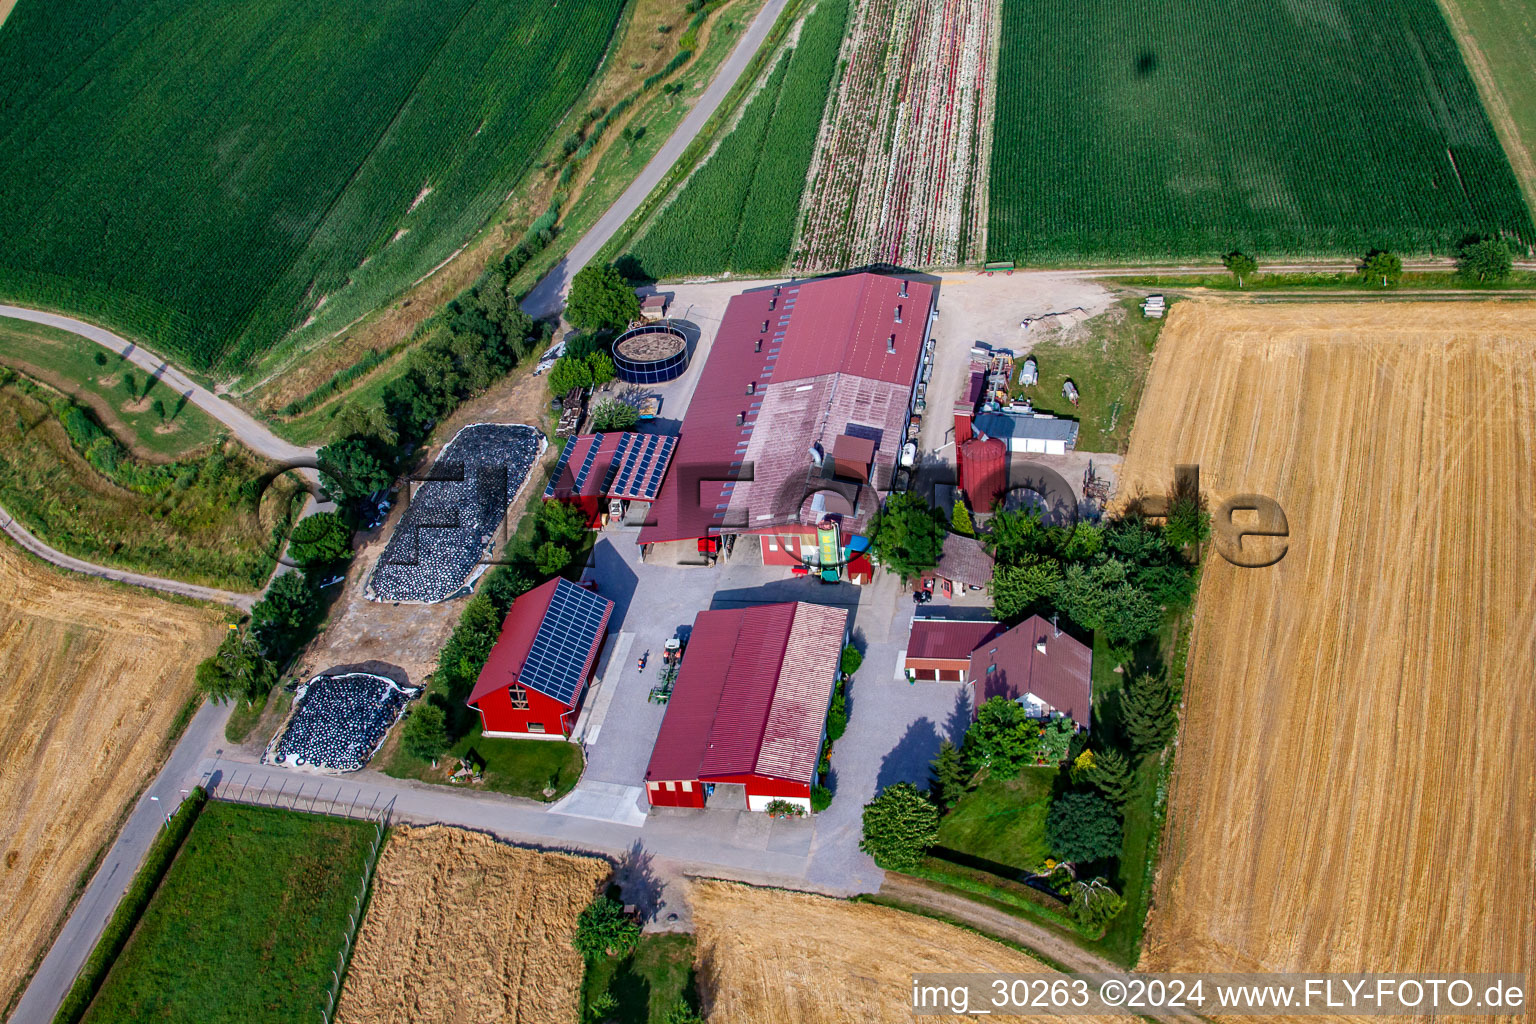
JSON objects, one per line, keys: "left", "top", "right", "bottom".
{"left": 582, "top": 933, "right": 698, "bottom": 1023}
{"left": 0, "top": 317, "right": 218, "bottom": 458}
{"left": 988, "top": 0, "right": 1535, "bottom": 262}
{"left": 0, "top": 0, "right": 624, "bottom": 371}
{"left": 81, "top": 803, "right": 375, "bottom": 1024}
{"left": 624, "top": 0, "right": 847, "bottom": 279}
{"left": 380, "top": 722, "right": 584, "bottom": 802}
{"left": 936, "top": 771, "right": 1054, "bottom": 873}
{"left": 0, "top": 372, "right": 297, "bottom": 588}
{"left": 1009, "top": 296, "right": 1160, "bottom": 454}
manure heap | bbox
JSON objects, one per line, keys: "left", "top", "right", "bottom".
{"left": 265, "top": 672, "right": 419, "bottom": 773}
{"left": 368, "top": 424, "right": 543, "bottom": 603}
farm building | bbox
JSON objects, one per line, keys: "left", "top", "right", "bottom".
{"left": 923, "top": 533, "right": 994, "bottom": 597}
{"left": 466, "top": 578, "right": 613, "bottom": 739}
{"left": 644, "top": 601, "right": 849, "bottom": 812}
{"left": 904, "top": 614, "right": 1092, "bottom": 727}
{"left": 972, "top": 407, "right": 1079, "bottom": 455}
{"left": 543, "top": 431, "right": 676, "bottom": 527}
{"left": 640, "top": 273, "right": 935, "bottom": 566}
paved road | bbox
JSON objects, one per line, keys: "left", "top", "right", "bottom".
{"left": 0, "top": 304, "right": 316, "bottom": 466}
{"left": 522, "top": 0, "right": 791, "bottom": 319}
{"left": 8, "top": 700, "right": 236, "bottom": 1024}
{"left": 0, "top": 502, "right": 255, "bottom": 610}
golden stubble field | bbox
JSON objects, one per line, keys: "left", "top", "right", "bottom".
{"left": 691, "top": 881, "right": 1137, "bottom": 1023}
{"left": 335, "top": 825, "right": 608, "bottom": 1024}
{"left": 0, "top": 541, "right": 226, "bottom": 1010}
{"left": 1120, "top": 303, "right": 1536, "bottom": 1006}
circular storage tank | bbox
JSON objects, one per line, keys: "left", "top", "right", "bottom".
{"left": 960, "top": 436, "right": 1007, "bottom": 512}
{"left": 613, "top": 320, "right": 690, "bottom": 384}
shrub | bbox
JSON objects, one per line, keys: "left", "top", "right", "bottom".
{"left": 1456, "top": 236, "right": 1514, "bottom": 283}
{"left": 859, "top": 782, "right": 938, "bottom": 871}
{"left": 810, "top": 784, "right": 833, "bottom": 812}
{"left": 825, "top": 687, "right": 848, "bottom": 742}
{"left": 285, "top": 511, "right": 353, "bottom": 569}
{"left": 402, "top": 703, "right": 449, "bottom": 762}
{"left": 573, "top": 896, "right": 639, "bottom": 958}
{"left": 839, "top": 643, "right": 863, "bottom": 677}
{"left": 764, "top": 799, "right": 805, "bottom": 817}
{"left": 589, "top": 398, "right": 638, "bottom": 431}
{"left": 1045, "top": 791, "right": 1122, "bottom": 864}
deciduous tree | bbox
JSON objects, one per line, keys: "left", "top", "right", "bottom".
{"left": 870, "top": 492, "right": 946, "bottom": 581}
{"left": 402, "top": 703, "right": 448, "bottom": 762}
{"left": 1223, "top": 250, "right": 1258, "bottom": 287}
{"left": 286, "top": 512, "right": 353, "bottom": 569}
{"left": 860, "top": 782, "right": 939, "bottom": 871}
{"left": 573, "top": 896, "right": 640, "bottom": 959}
{"left": 1456, "top": 236, "right": 1513, "bottom": 283}
{"left": 1358, "top": 249, "right": 1403, "bottom": 286}
{"left": 589, "top": 398, "right": 638, "bottom": 431}
{"left": 565, "top": 263, "right": 641, "bottom": 331}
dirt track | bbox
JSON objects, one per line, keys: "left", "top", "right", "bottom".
{"left": 0, "top": 540, "right": 226, "bottom": 1010}
{"left": 335, "top": 825, "right": 608, "bottom": 1024}
{"left": 691, "top": 880, "right": 1138, "bottom": 1023}
{"left": 1120, "top": 302, "right": 1536, "bottom": 1018}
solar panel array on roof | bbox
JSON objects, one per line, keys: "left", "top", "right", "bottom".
{"left": 606, "top": 433, "right": 676, "bottom": 500}
{"left": 542, "top": 438, "right": 580, "bottom": 500}
{"left": 520, "top": 579, "right": 612, "bottom": 705}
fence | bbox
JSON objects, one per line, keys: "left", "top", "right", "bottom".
{"left": 203, "top": 769, "right": 391, "bottom": 1024}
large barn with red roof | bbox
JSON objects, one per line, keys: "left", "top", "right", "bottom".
{"left": 639, "top": 272, "right": 935, "bottom": 567}
{"left": 467, "top": 577, "right": 613, "bottom": 739}
{"left": 644, "top": 601, "right": 848, "bottom": 812}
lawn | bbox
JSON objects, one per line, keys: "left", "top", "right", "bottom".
{"left": 1010, "top": 296, "right": 1160, "bottom": 454}
{"left": 988, "top": 0, "right": 1534, "bottom": 262}
{"left": 583, "top": 933, "right": 698, "bottom": 1023}
{"left": 0, "top": 317, "right": 218, "bottom": 458}
{"left": 80, "top": 803, "right": 376, "bottom": 1024}
{"left": 624, "top": 0, "right": 848, "bottom": 279}
{"left": 0, "top": 374, "right": 299, "bottom": 589}
{"left": 935, "top": 771, "right": 1054, "bottom": 875}
{"left": 380, "top": 722, "right": 584, "bottom": 802}
{"left": 0, "top": 0, "right": 624, "bottom": 370}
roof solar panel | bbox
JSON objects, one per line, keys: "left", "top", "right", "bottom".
{"left": 521, "top": 579, "right": 611, "bottom": 705}
{"left": 542, "top": 439, "right": 578, "bottom": 499}
{"left": 607, "top": 433, "right": 675, "bottom": 500}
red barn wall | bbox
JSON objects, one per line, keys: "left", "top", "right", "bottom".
{"left": 474, "top": 683, "right": 578, "bottom": 738}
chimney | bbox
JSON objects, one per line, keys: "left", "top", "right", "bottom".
{"left": 887, "top": 334, "right": 896, "bottom": 353}
{"left": 737, "top": 412, "right": 745, "bottom": 426}
{"left": 747, "top": 381, "right": 756, "bottom": 395}
{"left": 1036, "top": 637, "right": 1047, "bottom": 654}
{"left": 762, "top": 319, "right": 769, "bottom": 332}
{"left": 895, "top": 305, "right": 903, "bottom": 324}
{"left": 755, "top": 338, "right": 762, "bottom": 352}
{"left": 900, "top": 279, "right": 909, "bottom": 298}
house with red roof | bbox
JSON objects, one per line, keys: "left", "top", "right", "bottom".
{"left": 466, "top": 577, "right": 614, "bottom": 739}
{"left": 904, "top": 614, "right": 1093, "bottom": 728}
{"left": 544, "top": 431, "right": 676, "bottom": 528}
{"left": 644, "top": 601, "right": 848, "bottom": 812}
{"left": 639, "top": 272, "right": 935, "bottom": 569}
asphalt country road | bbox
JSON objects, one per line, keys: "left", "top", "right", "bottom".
{"left": 521, "top": 0, "right": 791, "bottom": 319}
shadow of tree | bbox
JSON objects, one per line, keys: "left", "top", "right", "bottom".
{"left": 876, "top": 717, "right": 944, "bottom": 793}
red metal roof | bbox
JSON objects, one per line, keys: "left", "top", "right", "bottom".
{"left": 969, "top": 615, "right": 1093, "bottom": 727}
{"left": 466, "top": 578, "right": 613, "bottom": 708}
{"left": 640, "top": 273, "right": 934, "bottom": 544}
{"left": 645, "top": 602, "right": 847, "bottom": 786}
{"left": 906, "top": 619, "right": 1004, "bottom": 662}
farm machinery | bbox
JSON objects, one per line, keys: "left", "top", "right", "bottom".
{"left": 649, "top": 635, "right": 686, "bottom": 703}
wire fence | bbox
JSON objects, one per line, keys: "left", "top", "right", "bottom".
{"left": 203, "top": 769, "right": 392, "bottom": 1024}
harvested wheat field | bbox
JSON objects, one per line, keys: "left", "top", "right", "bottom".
{"left": 1122, "top": 303, "right": 1536, "bottom": 1000}
{"left": 691, "top": 881, "right": 1135, "bottom": 1023}
{"left": 0, "top": 540, "right": 226, "bottom": 1010}
{"left": 336, "top": 825, "right": 608, "bottom": 1024}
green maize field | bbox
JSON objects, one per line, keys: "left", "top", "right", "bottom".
{"left": 625, "top": 0, "right": 848, "bottom": 280}
{"left": 986, "top": 0, "right": 1535, "bottom": 263}
{"left": 0, "top": 0, "right": 623, "bottom": 370}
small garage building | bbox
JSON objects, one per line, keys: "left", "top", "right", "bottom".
{"left": 644, "top": 601, "right": 848, "bottom": 812}
{"left": 466, "top": 577, "right": 613, "bottom": 739}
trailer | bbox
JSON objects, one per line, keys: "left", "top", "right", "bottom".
{"left": 637, "top": 395, "right": 662, "bottom": 420}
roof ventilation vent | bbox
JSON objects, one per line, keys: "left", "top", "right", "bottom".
{"left": 887, "top": 334, "right": 896, "bottom": 353}
{"left": 900, "top": 280, "right": 909, "bottom": 298}
{"left": 737, "top": 411, "right": 746, "bottom": 426}
{"left": 746, "top": 381, "right": 756, "bottom": 395}
{"left": 1036, "top": 637, "right": 1048, "bottom": 654}
{"left": 895, "top": 305, "right": 903, "bottom": 323}
{"left": 755, "top": 339, "right": 762, "bottom": 353}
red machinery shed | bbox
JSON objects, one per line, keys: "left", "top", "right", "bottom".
{"left": 466, "top": 578, "right": 613, "bottom": 739}
{"left": 644, "top": 601, "right": 848, "bottom": 812}
{"left": 544, "top": 431, "right": 676, "bottom": 527}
